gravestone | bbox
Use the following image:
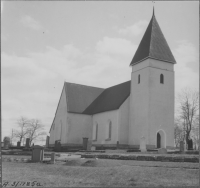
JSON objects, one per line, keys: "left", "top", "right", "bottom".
{"left": 83, "top": 137, "right": 88, "bottom": 150}
{"left": 91, "top": 146, "right": 96, "bottom": 151}
{"left": 46, "top": 136, "right": 50, "bottom": 148}
{"left": 32, "top": 145, "right": 44, "bottom": 162}
{"left": 51, "top": 153, "right": 55, "bottom": 164}
{"left": 87, "top": 140, "right": 92, "bottom": 151}
{"left": 188, "top": 139, "right": 193, "bottom": 150}
{"left": 180, "top": 141, "right": 184, "bottom": 152}
{"left": 158, "top": 148, "right": 167, "bottom": 154}
{"left": 4, "top": 139, "right": 10, "bottom": 150}
{"left": 25, "top": 138, "right": 30, "bottom": 148}
{"left": 140, "top": 137, "right": 146, "bottom": 152}
{"left": 17, "top": 141, "right": 21, "bottom": 148}
{"left": 184, "top": 141, "right": 187, "bottom": 151}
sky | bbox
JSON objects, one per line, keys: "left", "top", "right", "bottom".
{"left": 1, "top": 1, "right": 199, "bottom": 144}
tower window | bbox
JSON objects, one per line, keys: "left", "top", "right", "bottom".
{"left": 138, "top": 74, "right": 140, "bottom": 84}
{"left": 160, "top": 74, "right": 164, "bottom": 84}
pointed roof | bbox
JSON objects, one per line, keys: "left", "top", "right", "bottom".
{"left": 130, "top": 10, "right": 176, "bottom": 66}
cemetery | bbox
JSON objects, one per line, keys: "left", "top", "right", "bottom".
{"left": 2, "top": 133, "right": 199, "bottom": 187}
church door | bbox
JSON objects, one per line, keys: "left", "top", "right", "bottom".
{"left": 157, "top": 133, "right": 161, "bottom": 148}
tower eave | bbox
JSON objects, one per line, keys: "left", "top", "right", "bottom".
{"left": 130, "top": 56, "right": 176, "bottom": 67}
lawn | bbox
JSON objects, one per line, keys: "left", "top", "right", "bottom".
{"left": 2, "top": 158, "right": 199, "bottom": 187}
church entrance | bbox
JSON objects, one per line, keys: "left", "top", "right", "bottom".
{"left": 156, "top": 129, "right": 166, "bottom": 148}
{"left": 157, "top": 133, "right": 161, "bottom": 148}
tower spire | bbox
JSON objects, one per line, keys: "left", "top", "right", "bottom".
{"left": 152, "top": 1, "right": 155, "bottom": 16}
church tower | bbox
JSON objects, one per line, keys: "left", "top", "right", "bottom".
{"left": 129, "top": 9, "right": 176, "bottom": 149}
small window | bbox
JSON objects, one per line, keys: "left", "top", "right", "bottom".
{"left": 138, "top": 74, "right": 140, "bottom": 84}
{"left": 160, "top": 74, "right": 164, "bottom": 84}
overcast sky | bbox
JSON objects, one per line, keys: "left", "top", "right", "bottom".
{"left": 1, "top": 1, "right": 199, "bottom": 144}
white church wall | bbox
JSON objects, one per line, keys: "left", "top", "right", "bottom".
{"left": 118, "top": 97, "right": 130, "bottom": 145}
{"left": 66, "top": 113, "right": 92, "bottom": 145}
{"left": 49, "top": 86, "right": 68, "bottom": 145}
{"left": 92, "top": 110, "right": 119, "bottom": 146}
{"left": 129, "top": 59, "right": 150, "bottom": 147}
{"left": 148, "top": 59, "right": 174, "bottom": 147}
{"left": 129, "top": 58, "right": 174, "bottom": 148}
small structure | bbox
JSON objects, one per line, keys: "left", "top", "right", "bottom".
{"left": 25, "top": 138, "right": 30, "bottom": 148}
{"left": 188, "top": 138, "right": 193, "bottom": 150}
{"left": 4, "top": 137, "right": 10, "bottom": 150}
{"left": 180, "top": 141, "right": 184, "bottom": 152}
{"left": 32, "top": 145, "right": 44, "bottom": 162}
{"left": 46, "top": 136, "right": 50, "bottom": 148}
{"left": 51, "top": 153, "right": 55, "bottom": 164}
{"left": 54, "top": 140, "right": 61, "bottom": 152}
{"left": 140, "top": 137, "right": 146, "bottom": 152}
{"left": 83, "top": 137, "right": 88, "bottom": 150}
{"left": 17, "top": 141, "right": 21, "bottom": 148}
{"left": 87, "top": 140, "right": 92, "bottom": 151}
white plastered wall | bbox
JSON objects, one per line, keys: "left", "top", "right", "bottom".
{"left": 118, "top": 97, "right": 130, "bottom": 145}
{"left": 49, "top": 86, "right": 68, "bottom": 145}
{"left": 66, "top": 113, "right": 92, "bottom": 144}
{"left": 92, "top": 110, "right": 119, "bottom": 145}
{"left": 129, "top": 58, "right": 174, "bottom": 148}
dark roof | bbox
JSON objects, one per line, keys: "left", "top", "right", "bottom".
{"left": 130, "top": 12, "right": 176, "bottom": 66}
{"left": 65, "top": 82, "right": 104, "bottom": 113}
{"left": 82, "top": 81, "right": 131, "bottom": 115}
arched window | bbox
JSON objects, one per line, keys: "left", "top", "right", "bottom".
{"left": 108, "top": 121, "right": 112, "bottom": 139}
{"left": 93, "top": 123, "right": 98, "bottom": 141}
{"left": 106, "top": 120, "right": 112, "bottom": 140}
{"left": 160, "top": 74, "right": 164, "bottom": 84}
{"left": 138, "top": 74, "right": 140, "bottom": 84}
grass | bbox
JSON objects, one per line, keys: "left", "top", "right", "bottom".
{"left": 3, "top": 158, "right": 199, "bottom": 187}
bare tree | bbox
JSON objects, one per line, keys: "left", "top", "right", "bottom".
{"left": 177, "top": 88, "right": 199, "bottom": 147}
{"left": 174, "top": 118, "right": 184, "bottom": 147}
{"left": 13, "top": 117, "right": 29, "bottom": 144}
{"left": 26, "top": 119, "right": 47, "bottom": 145}
{"left": 190, "top": 115, "right": 199, "bottom": 150}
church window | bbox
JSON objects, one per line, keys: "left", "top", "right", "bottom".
{"left": 108, "top": 121, "right": 112, "bottom": 139}
{"left": 93, "top": 123, "right": 98, "bottom": 141}
{"left": 106, "top": 120, "right": 112, "bottom": 140}
{"left": 138, "top": 74, "right": 140, "bottom": 84}
{"left": 160, "top": 74, "right": 164, "bottom": 84}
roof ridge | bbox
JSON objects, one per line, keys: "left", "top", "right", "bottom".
{"left": 65, "top": 81, "right": 104, "bottom": 89}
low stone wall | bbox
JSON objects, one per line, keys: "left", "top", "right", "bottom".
{"left": 81, "top": 154, "right": 199, "bottom": 163}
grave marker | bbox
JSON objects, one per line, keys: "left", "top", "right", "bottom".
{"left": 140, "top": 137, "right": 146, "bottom": 152}
{"left": 158, "top": 148, "right": 167, "bottom": 154}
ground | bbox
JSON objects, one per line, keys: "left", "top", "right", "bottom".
{"left": 2, "top": 155, "right": 199, "bottom": 187}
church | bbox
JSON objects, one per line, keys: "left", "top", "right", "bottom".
{"left": 49, "top": 9, "right": 176, "bottom": 150}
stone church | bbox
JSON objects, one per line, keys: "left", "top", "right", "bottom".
{"left": 49, "top": 10, "right": 176, "bottom": 150}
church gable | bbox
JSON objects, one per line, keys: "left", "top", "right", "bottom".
{"left": 65, "top": 82, "right": 104, "bottom": 113}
